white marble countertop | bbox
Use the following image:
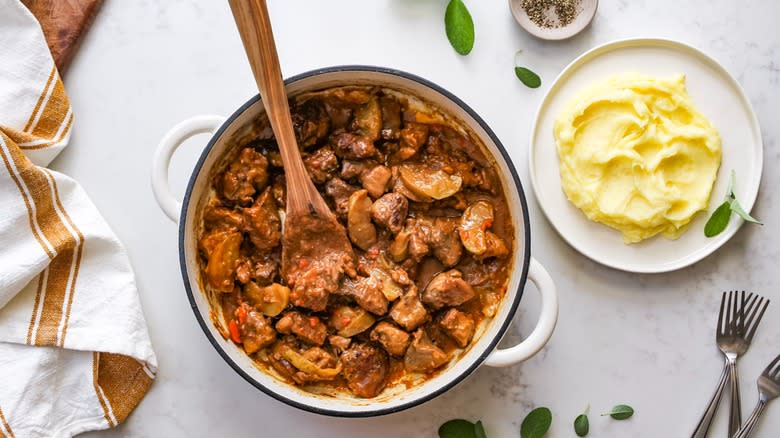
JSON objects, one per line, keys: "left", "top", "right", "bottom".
{"left": 62, "top": 0, "right": 780, "bottom": 436}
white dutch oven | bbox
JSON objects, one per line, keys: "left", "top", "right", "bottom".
{"left": 151, "top": 66, "right": 558, "bottom": 416}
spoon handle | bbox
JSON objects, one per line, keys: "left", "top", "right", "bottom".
{"left": 227, "top": 0, "right": 323, "bottom": 214}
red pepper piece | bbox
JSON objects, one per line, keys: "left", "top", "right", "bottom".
{"left": 229, "top": 319, "right": 241, "bottom": 344}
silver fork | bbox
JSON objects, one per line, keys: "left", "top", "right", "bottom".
{"left": 734, "top": 354, "right": 780, "bottom": 438}
{"left": 727, "top": 292, "right": 770, "bottom": 436}
{"left": 691, "top": 291, "right": 770, "bottom": 438}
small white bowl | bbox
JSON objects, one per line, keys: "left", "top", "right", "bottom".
{"left": 509, "top": 0, "right": 598, "bottom": 41}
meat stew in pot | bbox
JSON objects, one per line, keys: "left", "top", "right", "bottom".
{"left": 197, "top": 86, "right": 514, "bottom": 398}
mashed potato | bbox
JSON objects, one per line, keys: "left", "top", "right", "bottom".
{"left": 553, "top": 73, "right": 722, "bottom": 243}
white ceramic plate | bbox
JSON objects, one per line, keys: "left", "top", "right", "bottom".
{"left": 529, "top": 38, "right": 763, "bottom": 273}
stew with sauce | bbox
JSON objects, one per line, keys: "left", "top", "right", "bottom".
{"left": 197, "top": 86, "right": 514, "bottom": 398}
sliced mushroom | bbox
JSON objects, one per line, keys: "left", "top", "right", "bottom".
{"left": 330, "top": 305, "right": 376, "bottom": 338}
{"left": 458, "top": 200, "right": 494, "bottom": 255}
{"left": 244, "top": 282, "right": 290, "bottom": 317}
{"left": 399, "top": 164, "right": 462, "bottom": 201}
{"left": 347, "top": 189, "right": 377, "bottom": 250}
{"left": 393, "top": 174, "right": 432, "bottom": 202}
{"left": 459, "top": 200, "right": 510, "bottom": 259}
{"left": 352, "top": 96, "right": 382, "bottom": 141}
{"left": 388, "top": 228, "right": 411, "bottom": 262}
{"left": 460, "top": 200, "right": 510, "bottom": 259}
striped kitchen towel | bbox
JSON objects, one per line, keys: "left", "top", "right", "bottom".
{"left": 0, "top": 1, "right": 157, "bottom": 437}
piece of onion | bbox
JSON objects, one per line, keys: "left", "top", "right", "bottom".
{"left": 279, "top": 346, "right": 342, "bottom": 379}
{"left": 370, "top": 268, "right": 403, "bottom": 301}
{"left": 244, "top": 282, "right": 290, "bottom": 317}
{"left": 331, "top": 306, "right": 376, "bottom": 338}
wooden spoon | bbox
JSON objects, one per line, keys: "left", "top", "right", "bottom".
{"left": 228, "top": 0, "right": 355, "bottom": 311}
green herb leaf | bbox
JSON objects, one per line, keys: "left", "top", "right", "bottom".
{"left": 574, "top": 414, "right": 589, "bottom": 436}
{"left": 520, "top": 407, "right": 552, "bottom": 438}
{"left": 515, "top": 67, "right": 541, "bottom": 88}
{"left": 705, "top": 169, "right": 762, "bottom": 236}
{"left": 730, "top": 198, "right": 763, "bottom": 225}
{"left": 439, "top": 419, "right": 477, "bottom": 438}
{"left": 444, "top": 0, "right": 474, "bottom": 55}
{"left": 704, "top": 201, "right": 733, "bottom": 237}
{"left": 474, "top": 420, "right": 488, "bottom": 438}
{"left": 601, "top": 404, "right": 634, "bottom": 420}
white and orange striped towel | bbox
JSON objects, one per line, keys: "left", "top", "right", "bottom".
{"left": 0, "top": 1, "right": 157, "bottom": 436}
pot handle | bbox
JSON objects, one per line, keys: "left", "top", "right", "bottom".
{"left": 151, "top": 115, "right": 225, "bottom": 223}
{"left": 484, "top": 257, "right": 558, "bottom": 367}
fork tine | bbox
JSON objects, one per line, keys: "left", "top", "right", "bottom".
{"left": 726, "top": 291, "right": 736, "bottom": 335}
{"left": 740, "top": 293, "right": 759, "bottom": 325}
{"left": 745, "top": 297, "right": 770, "bottom": 343}
{"left": 736, "top": 291, "right": 746, "bottom": 332}
{"left": 765, "top": 354, "right": 780, "bottom": 378}
{"left": 725, "top": 291, "right": 732, "bottom": 334}
{"left": 717, "top": 291, "right": 726, "bottom": 335}
{"left": 741, "top": 295, "right": 763, "bottom": 337}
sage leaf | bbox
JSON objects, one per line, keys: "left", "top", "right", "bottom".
{"left": 704, "top": 201, "right": 733, "bottom": 237}
{"left": 601, "top": 404, "right": 634, "bottom": 420}
{"left": 474, "top": 420, "right": 487, "bottom": 438}
{"left": 520, "top": 407, "right": 552, "bottom": 438}
{"left": 439, "top": 419, "right": 477, "bottom": 438}
{"left": 444, "top": 0, "right": 474, "bottom": 55}
{"left": 515, "top": 67, "right": 541, "bottom": 88}
{"left": 705, "top": 169, "right": 762, "bottom": 236}
{"left": 574, "top": 414, "right": 589, "bottom": 436}
{"left": 730, "top": 198, "right": 763, "bottom": 225}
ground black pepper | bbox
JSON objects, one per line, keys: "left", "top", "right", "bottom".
{"left": 521, "top": 0, "right": 582, "bottom": 28}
